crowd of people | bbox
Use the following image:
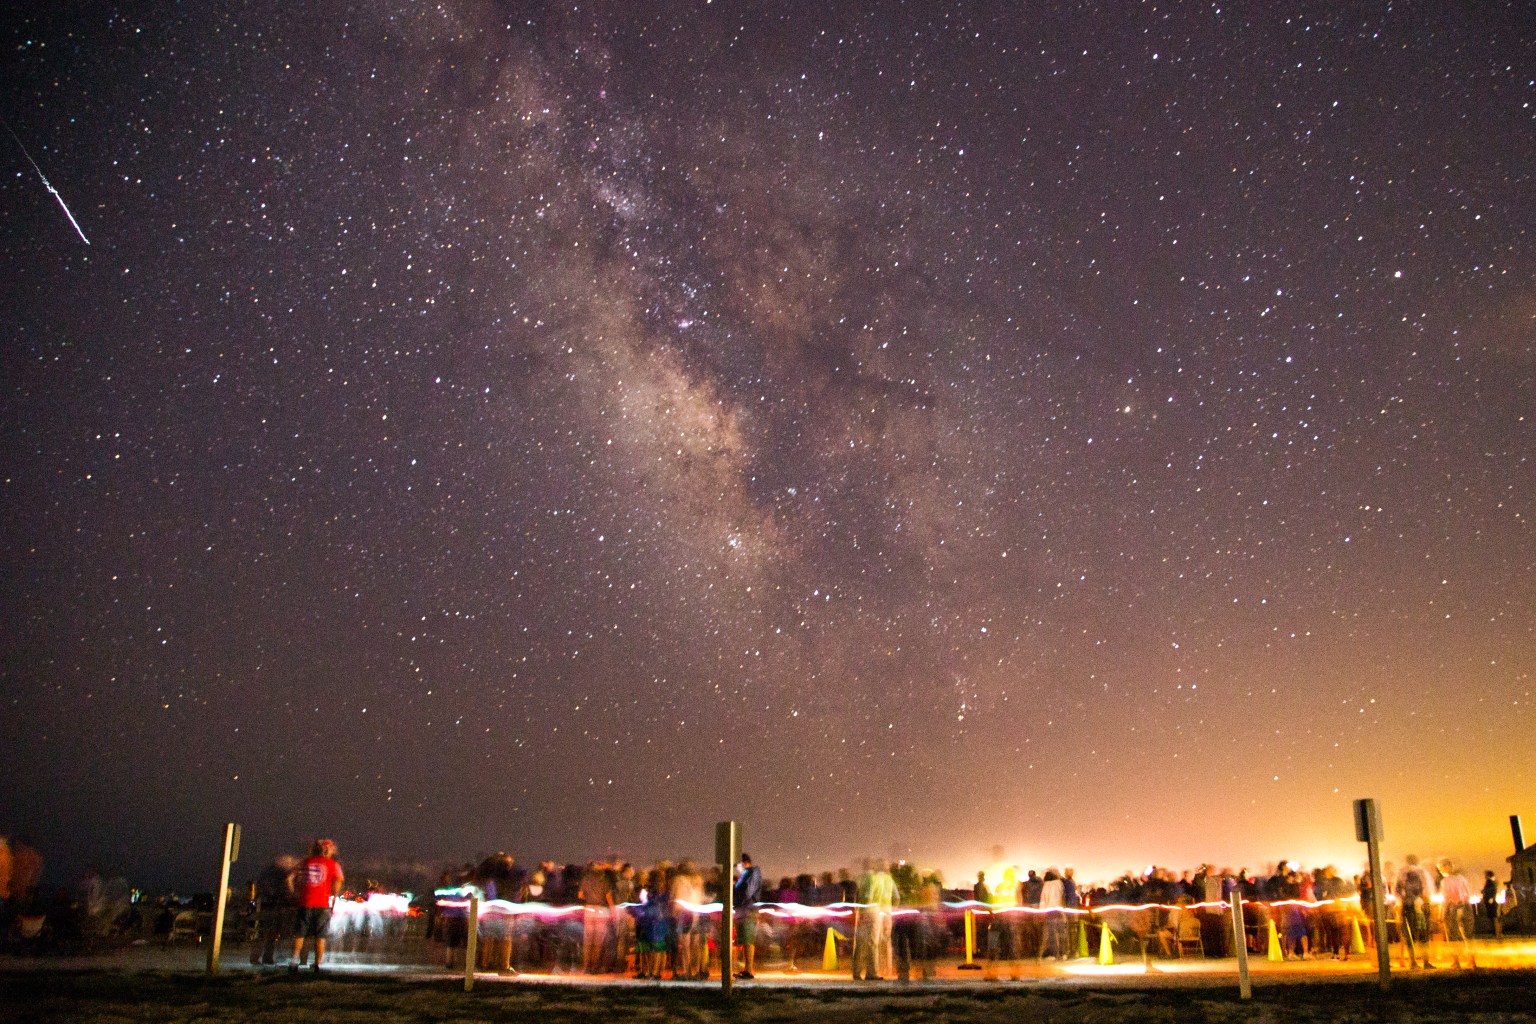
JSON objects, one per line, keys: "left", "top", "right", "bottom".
{"left": 399, "top": 849, "right": 1519, "bottom": 979}
{"left": 3, "top": 829, "right": 1526, "bottom": 981}
{"left": 424, "top": 853, "right": 947, "bottom": 980}
{"left": 969, "top": 855, "right": 1506, "bottom": 970}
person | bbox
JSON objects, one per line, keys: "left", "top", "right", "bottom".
{"left": 1280, "top": 867, "right": 1309, "bottom": 960}
{"left": 1039, "top": 868, "right": 1067, "bottom": 959}
{"left": 77, "top": 867, "right": 106, "bottom": 940}
{"left": 612, "top": 862, "right": 637, "bottom": 975}
{"left": 579, "top": 860, "right": 615, "bottom": 973}
{"left": 1156, "top": 898, "right": 1186, "bottom": 957}
{"left": 1438, "top": 859, "right": 1473, "bottom": 969}
{"left": 1315, "top": 865, "right": 1349, "bottom": 960}
{"left": 1395, "top": 854, "right": 1434, "bottom": 969}
{"left": 669, "top": 860, "right": 705, "bottom": 980}
{"left": 972, "top": 870, "right": 991, "bottom": 963}
{"left": 480, "top": 852, "right": 518, "bottom": 973}
{"left": 732, "top": 853, "right": 762, "bottom": 979}
{"left": 252, "top": 854, "right": 297, "bottom": 966}
{"left": 437, "top": 867, "right": 483, "bottom": 970}
{"left": 894, "top": 873, "right": 940, "bottom": 982}
{"left": 289, "top": 839, "right": 344, "bottom": 973}
{"left": 1480, "top": 871, "right": 1499, "bottom": 936}
{"left": 1020, "top": 869, "right": 1044, "bottom": 960}
{"left": 852, "top": 858, "right": 895, "bottom": 981}
{"left": 635, "top": 865, "right": 670, "bottom": 979}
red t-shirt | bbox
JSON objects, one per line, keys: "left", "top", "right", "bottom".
{"left": 295, "top": 855, "right": 342, "bottom": 908}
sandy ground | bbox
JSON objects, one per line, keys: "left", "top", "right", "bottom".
{"left": 5, "top": 940, "right": 1536, "bottom": 1023}
{"left": 4, "top": 965, "right": 1536, "bottom": 1024}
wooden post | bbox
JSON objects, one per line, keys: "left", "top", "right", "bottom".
{"left": 1355, "top": 798, "right": 1391, "bottom": 992}
{"left": 206, "top": 822, "right": 240, "bottom": 975}
{"left": 464, "top": 895, "right": 479, "bottom": 992}
{"left": 1229, "top": 889, "right": 1251, "bottom": 1000}
{"left": 715, "top": 821, "right": 740, "bottom": 995}
{"left": 1366, "top": 827, "right": 1392, "bottom": 990}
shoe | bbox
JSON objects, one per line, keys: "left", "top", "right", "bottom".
{"left": 288, "top": 964, "right": 299, "bottom": 975}
{"left": 734, "top": 971, "right": 754, "bottom": 980}
{"left": 311, "top": 963, "right": 322, "bottom": 973}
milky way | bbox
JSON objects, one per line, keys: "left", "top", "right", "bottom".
{"left": 2, "top": 3, "right": 1531, "bottom": 888}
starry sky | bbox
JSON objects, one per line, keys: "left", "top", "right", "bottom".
{"left": 2, "top": 2, "right": 1531, "bottom": 892}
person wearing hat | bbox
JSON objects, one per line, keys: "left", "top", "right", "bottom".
{"left": 289, "top": 839, "right": 344, "bottom": 973}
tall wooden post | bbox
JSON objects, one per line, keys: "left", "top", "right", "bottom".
{"left": 1229, "top": 889, "right": 1251, "bottom": 1000}
{"left": 464, "top": 894, "right": 479, "bottom": 992}
{"left": 1354, "top": 798, "right": 1391, "bottom": 991}
{"left": 206, "top": 823, "right": 240, "bottom": 975}
{"left": 715, "top": 821, "right": 740, "bottom": 995}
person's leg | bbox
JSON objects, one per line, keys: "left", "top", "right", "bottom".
{"left": 1453, "top": 906, "right": 1471, "bottom": 967}
{"left": 293, "top": 911, "right": 311, "bottom": 967}
{"left": 851, "top": 913, "right": 871, "bottom": 979}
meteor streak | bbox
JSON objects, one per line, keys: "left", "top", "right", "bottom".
{"left": 3, "top": 120, "right": 89, "bottom": 245}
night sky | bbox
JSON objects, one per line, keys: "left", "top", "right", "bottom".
{"left": 2, "top": 3, "right": 1531, "bottom": 893}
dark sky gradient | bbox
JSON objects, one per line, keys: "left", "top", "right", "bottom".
{"left": 2, "top": 2, "right": 1531, "bottom": 891}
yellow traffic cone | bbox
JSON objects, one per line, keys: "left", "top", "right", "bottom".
{"left": 1077, "top": 919, "right": 1090, "bottom": 959}
{"left": 1266, "top": 919, "right": 1283, "bottom": 962}
{"left": 822, "top": 925, "right": 838, "bottom": 971}
{"left": 1349, "top": 917, "right": 1365, "bottom": 955}
{"left": 1098, "top": 923, "right": 1115, "bottom": 965}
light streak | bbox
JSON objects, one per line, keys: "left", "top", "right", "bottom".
{"left": 330, "top": 891, "right": 417, "bottom": 921}
{"left": 3, "top": 120, "right": 90, "bottom": 246}
{"left": 421, "top": 893, "right": 1370, "bottom": 921}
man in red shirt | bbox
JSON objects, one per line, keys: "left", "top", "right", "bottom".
{"left": 289, "top": 839, "right": 344, "bottom": 973}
